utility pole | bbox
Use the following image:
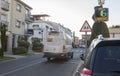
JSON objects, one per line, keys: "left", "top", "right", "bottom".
{"left": 98, "top": 0, "right": 105, "bottom": 7}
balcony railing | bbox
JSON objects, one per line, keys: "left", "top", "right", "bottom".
{"left": 25, "top": 14, "right": 34, "bottom": 23}
{"left": 1, "top": 0, "right": 9, "bottom": 11}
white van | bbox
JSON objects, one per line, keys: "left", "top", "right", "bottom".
{"left": 43, "top": 31, "right": 73, "bottom": 61}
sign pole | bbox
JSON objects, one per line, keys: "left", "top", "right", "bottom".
{"left": 85, "top": 31, "right": 87, "bottom": 57}
{"left": 80, "top": 20, "right": 92, "bottom": 59}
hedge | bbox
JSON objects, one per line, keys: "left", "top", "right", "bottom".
{"left": 12, "top": 47, "right": 28, "bottom": 55}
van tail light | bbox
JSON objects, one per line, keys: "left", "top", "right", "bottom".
{"left": 81, "top": 68, "right": 92, "bottom": 76}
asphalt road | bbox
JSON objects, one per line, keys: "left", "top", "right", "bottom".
{"left": 0, "top": 48, "right": 84, "bottom": 76}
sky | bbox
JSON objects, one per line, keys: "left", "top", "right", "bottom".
{"left": 22, "top": 0, "right": 120, "bottom": 38}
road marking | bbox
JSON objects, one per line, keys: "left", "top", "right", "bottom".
{"left": 72, "top": 60, "right": 84, "bottom": 76}
{"left": 0, "top": 61, "right": 43, "bottom": 76}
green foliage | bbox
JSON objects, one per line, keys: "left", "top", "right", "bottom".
{"left": 12, "top": 47, "right": 28, "bottom": 55}
{"left": 0, "top": 56, "right": 15, "bottom": 61}
{"left": 32, "top": 38, "right": 43, "bottom": 52}
{"left": 88, "top": 21, "right": 110, "bottom": 46}
{"left": 0, "top": 23, "right": 7, "bottom": 58}
{"left": 18, "top": 41, "right": 30, "bottom": 48}
{"left": 72, "top": 42, "right": 75, "bottom": 48}
{"left": 111, "top": 25, "right": 120, "bottom": 28}
{"left": 17, "top": 36, "right": 30, "bottom": 49}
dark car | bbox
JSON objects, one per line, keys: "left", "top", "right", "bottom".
{"left": 80, "top": 35, "right": 120, "bottom": 76}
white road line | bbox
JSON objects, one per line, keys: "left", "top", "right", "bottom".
{"left": 72, "top": 61, "right": 83, "bottom": 76}
{"left": 0, "top": 61, "right": 43, "bottom": 76}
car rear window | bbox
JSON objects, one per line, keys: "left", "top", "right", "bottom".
{"left": 93, "top": 41, "right": 120, "bottom": 73}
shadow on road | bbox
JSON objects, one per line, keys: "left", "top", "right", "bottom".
{"left": 44, "top": 58, "right": 70, "bottom": 64}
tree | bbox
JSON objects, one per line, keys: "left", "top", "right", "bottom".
{"left": 88, "top": 21, "right": 110, "bottom": 46}
{"left": 0, "top": 23, "right": 7, "bottom": 58}
{"left": 111, "top": 25, "right": 120, "bottom": 28}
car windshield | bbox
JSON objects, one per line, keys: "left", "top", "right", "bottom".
{"left": 93, "top": 46, "right": 120, "bottom": 73}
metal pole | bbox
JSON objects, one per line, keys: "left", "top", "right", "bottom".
{"left": 85, "top": 31, "right": 87, "bottom": 57}
{"left": 98, "top": 0, "right": 105, "bottom": 7}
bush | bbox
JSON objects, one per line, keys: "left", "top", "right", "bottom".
{"left": 32, "top": 47, "right": 41, "bottom": 52}
{"left": 31, "top": 38, "right": 43, "bottom": 52}
{"left": 32, "top": 42, "right": 43, "bottom": 52}
{"left": 32, "top": 42, "right": 41, "bottom": 47}
{"left": 89, "top": 22, "right": 110, "bottom": 47}
{"left": 17, "top": 36, "right": 30, "bottom": 49}
{"left": 12, "top": 47, "right": 28, "bottom": 55}
{"left": 18, "top": 41, "right": 30, "bottom": 48}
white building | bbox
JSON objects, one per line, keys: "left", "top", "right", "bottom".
{"left": 27, "top": 14, "right": 73, "bottom": 46}
{"left": 28, "top": 21, "right": 72, "bottom": 43}
{"left": 27, "top": 21, "right": 54, "bottom": 44}
{"left": 109, "top": 28, "right": 120, "bottom": 38}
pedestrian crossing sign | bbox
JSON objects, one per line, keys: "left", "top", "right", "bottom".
{"left": 80, "top": 20, "right": 92, "bottom": 32}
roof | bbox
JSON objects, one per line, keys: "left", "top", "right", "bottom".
{"left": 32, "top": 14, "right": 50, "bottom": 17}
{"left": 90, "top": 35, "right": 120, "bottom": 48}
{"left": 109, "top": 28, "right": 120, "bottom": 34}
{"left": 16, "top": 0, "right": 32, "bottom": 9}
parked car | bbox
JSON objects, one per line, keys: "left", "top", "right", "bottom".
{"left": 80, "top": 35, "right": 120, "bottom": 76}
{"left": 79, "top": 44, "right": 86, "bottom": 48}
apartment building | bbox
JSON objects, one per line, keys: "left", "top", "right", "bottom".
{"left": 0, "top": 0, "right": 9, "bottom": 22}
{"left": 9, "top": 0, "right": 33, "bottom": 49}
{"left": 0, "top": 0, "right": 33, "bottom": 53}
{"left": 109, "top": 28, "right": 120, "bottom": 38}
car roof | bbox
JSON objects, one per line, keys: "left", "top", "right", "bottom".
{"left": 89, "top": 37, "right": 120, "bottom": 50}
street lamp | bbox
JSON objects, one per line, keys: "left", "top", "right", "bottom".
{"left": 98, "top": 0, "right": 105, "bottom": 6}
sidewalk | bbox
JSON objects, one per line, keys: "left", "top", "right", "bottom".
{"left": 4, "top": 54, "right": 26, "bottom": 59}
{"left": 4, "top": 52, "right": 43, "bottom": 59}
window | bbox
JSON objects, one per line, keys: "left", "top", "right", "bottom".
{"left": 50, "top": 28, "right": 53, "bottom": 30}
{"left": 0, "top": 14, "right": 7, "bottom": 25}
{"left": 46, "top": 26, "right": 49, "bottom": 29}
{"left": 25, "top": 9, "right": 30, "bottom": 16}
{"left": 94, "top": 46, "right": 120, "bottom": 73}
{"left": 16, "top": 4, "right": 21, "bottom": 12}
{"left": 0, "top": 14, "right": 7, "bottom": 21}
{"left": 16, "top": 20, "right": 21, "bottom": 28}
{"left": 28, "top": 29, "right": 33, "bottom": 34}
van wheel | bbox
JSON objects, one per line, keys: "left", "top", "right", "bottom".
{"left": 71, "top": 53, "right": 73, "bottom": 59}
{"left": 65, "top": 54, "right": 69, "bottom": 61}
{"left": 47, "top": 57, "right": 51, "bottom": 61}
{"left": 69, "top": 52, "right": 73, "bottom": 59}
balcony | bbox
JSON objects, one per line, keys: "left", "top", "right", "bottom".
{"left": 1, "top": 0, "right": 9, "bottom": 11}
{"left": 0, "top": 20, "right": 8, "bottom": 26}
{"left": 25, "top": 14, "right": 34, "bottom": 23}
{"left": 0, "top": 20, "right": 9, "bottom": 31}
{"left": 24, "top": 29, "right": 33, "bottom": 36}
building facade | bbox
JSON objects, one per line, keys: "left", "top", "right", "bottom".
{"left": 27, "top": 14, "right": 73, "bottom": 45}
{"left": 0, "top": 0, "right": 33, "bottom": 53}
{"left": 109, "top": 28, "right": 120, "bottom": 38}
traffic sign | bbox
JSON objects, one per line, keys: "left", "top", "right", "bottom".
{"left": 80, "top": 20, "right": 92, "bottom": 32}
{"left": 94, "top": 6, "right": 109, "bottom": 21}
